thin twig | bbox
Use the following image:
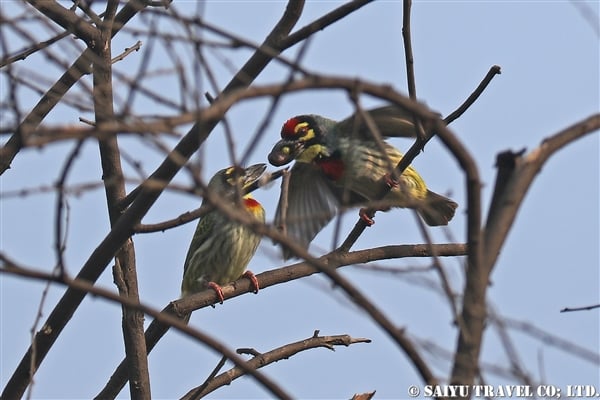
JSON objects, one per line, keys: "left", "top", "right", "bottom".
{"left": 0, "top": 30, "right": 70, "bottom": 68}
{"left": 402, "top": 0, "right": 426, "bottom": 140}
{"left": 54, "top": 140, "right": 85, "bottom": 276}
{"left": 444, "top": 65, "right": 501, "bottom": 125}
{"left": 134, "top": 168, "right": 285, "bottom": 233}
{"left": 0, "top": 255, "right": 292, "bottom": 400}
{"left": 560, "top": 304, "right": 600, "bottom": 313}
{"left": 193, "top": 356, "right": 227, "bottom": 397}
{"left": 0, "top": 0, "right": 151, "bottom": 175}
{"left": 111, "top": 40, "right": 142, "bottom": 64}
{"left": 97, "top": 243, "right": 466, "bottom": 397}
{"left": 181, "top": 333, "right": 371, "bottom": 399}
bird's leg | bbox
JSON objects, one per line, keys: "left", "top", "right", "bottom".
{"left": 384, "top": 172, "right": 400, "bottom": 188}
{"left": 243, "top": 270, "right": 260, "bottom": 294}
{"left": 359, "top": 208, "right": 375, "bottom": 226}
{"left": 207, "top": 281, "right": 225, "bottom": 304}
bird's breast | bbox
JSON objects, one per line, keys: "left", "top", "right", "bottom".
{"left": 243, "top": 197, "right": 265, "bottom": 220}
{"left": 315, "top": 156, "right": 345, "bottom": 181}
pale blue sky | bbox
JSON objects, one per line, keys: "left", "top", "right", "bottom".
{"left": 1, "top": 1, "right": 599, "bottom": 399}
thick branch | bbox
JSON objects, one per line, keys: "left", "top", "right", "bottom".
{"left": 92, "top": 2, "right": 150, "bottom": 398}
{"left": 433, "top": 122, "right": 485, "bottom": 390}
{"left": 484, "top": 114, "right": 600, "bottom": 268}
{"left": 281, "top": 0, "right": 373, "bottom": 48}
{"left": 0, "top": 0, "right": 149, "bottom": 175}
{"left": 25, "top": 0, "right": 99, "bottom": 45}
{"left": 449, "top": 114, "right": 599, "bottom": 390}
{"left": 97, "top": 243, "right": 466, "bottom": 398}
{"left": 13, "top": 70, "right": 499, "bottom": 153}
{"left": 0, "top": 255, "right": 292, "bottom": 400}
{"left": 1, "top": 3, "right": 305, "bottom": 399}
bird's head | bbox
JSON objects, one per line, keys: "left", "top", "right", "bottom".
{"left": 268, "top": 115, "right": 329, "bottom": 166}
{"left": 208, "top": 163, "right": 266, "bottom": 198}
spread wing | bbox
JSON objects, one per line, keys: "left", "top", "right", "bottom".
{"left": 273, "top": 162, "right": 339, "bottom": 260}
{"left": 336, "top": 105, "right": 419, "bottom": 140}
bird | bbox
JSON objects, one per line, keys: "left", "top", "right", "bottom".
{"left": 181, "top": 163, "right": 266, "bottom": 313}
{"left": 267, "top": 105, "right": 457, "bottom": 259}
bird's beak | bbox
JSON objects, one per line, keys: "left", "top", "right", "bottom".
{"left": 241, "top": 163, "right": 267, "bottom": 190}
{"left": 268, "top": 140, "right": 304, "bottom": 166}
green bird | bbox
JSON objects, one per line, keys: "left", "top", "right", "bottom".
{"left": 181, "top": 164, "right": 266, "bottom": 309}
{"left": 268, "top": 106, "right": 457, "bottom": 259}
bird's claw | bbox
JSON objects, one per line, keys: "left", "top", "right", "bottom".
{"left": 244, "top": 270, "right": 260, "bottom": 294}
{"left": 207, "top": 281, "right": 225, "bottom": 304}
{"left": 385, "top": 173, "right": 400, "bottom": 188}
{"left": 359, "top": 208, "right": 375, "bottom": 226}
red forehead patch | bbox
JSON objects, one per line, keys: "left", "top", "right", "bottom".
{"left": 281, "top": 117, "right": 301, "bottom": 139}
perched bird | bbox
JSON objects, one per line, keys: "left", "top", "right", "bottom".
{"left": 181, "top": 163, "right": 266, "bottom": 310}
{"left": 268, "top": 106, "right": 457, "bottom": 259}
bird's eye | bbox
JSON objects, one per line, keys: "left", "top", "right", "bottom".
{"left": 281, "top": 116, "right": 317, "bottom": 140}
{"left": 223, "top": 166, "right": 244, "bottom": 185}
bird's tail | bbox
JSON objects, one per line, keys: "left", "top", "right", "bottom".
{"left": 418, "top": 190, "right": 458, "bottom": 226}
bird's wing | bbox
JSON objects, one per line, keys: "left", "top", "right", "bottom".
{"left": 182, "top": 210, "right": 215, "bottom": 275}
{"left": 336, "top": 105, "right": 419, "bottom": 140}
{"left": 274, "top": 162, "right": 339, "bottom": 260}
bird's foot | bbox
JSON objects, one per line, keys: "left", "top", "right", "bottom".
{"left": 207, "top": 281, "right": 225, "bottom": 304}
{"left": 384, "top": 173, "right": 400, "bottom": 188}
{"left": 359, "top": 208, "right": 375, "bottom": 226}
{"left": 244, "top": 270, "right": 260, "bottom": 294}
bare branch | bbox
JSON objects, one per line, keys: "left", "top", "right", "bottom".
{"left": 111, "top": 40, "right": 142, "bottom": 64}
{"left": 134, "top": 168, "right": 285, "bottom": 233}
{"left": 337, "top": 65, "right": 500, "bottom": 252}
{"left": 181, "top": 333, "right": 371, "bottom": 399}
{"left": 560, "top": 304, "right": 600, "bottom": 313}
{"left": 412, "top": 214, "right": 460, "bottom": 321}
{"left": 53, "top": 140, "right": 84, "bottom": 275}
{"left": 0, "top": 254, "right": 292, "bottom": 400}
{"left": 401, "top": 0, "right": 426, "bottom": 140}
{"left": 281, "top": 0, "right": 374, "bottom": 49}
{"left": 444, "top": 65, "right": 501, "bottom": 125}
{"left": 484, "top": 114, "right": 600, "bottom": 269}
{"left": 449, "top": 114, "right": 599, "bottom": 389}
{"left": 434, "top": 121, "right": 484, "bottom": 389}
{"left": 92, "top": 6, "right": 150, "bottom": 396}
{"left": 0, "top": 0, "right": 150, "bottom": 175}
{"left": 1, "top": 3, "right": 305, "bottom": 398}
{"left": 488, "top": 307, "right": 534, "bottom": 386}
{"left": 351, "top": 391, "right": 376, "bottom": 400}
{"left": 24, "top": 0, "right": 99, "bottom": 45}
{"left": 98, "top": 243, "right": 466, "bottom": 397}
{"left": 0, "top": 30, "right": 70, "bottom": 68}
{"left": 500, "top": 315, "right": 600, "bottom": 365}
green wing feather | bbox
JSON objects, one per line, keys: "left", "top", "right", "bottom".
{"left": 335, "top": 106, "right": 420, "bottom": 140}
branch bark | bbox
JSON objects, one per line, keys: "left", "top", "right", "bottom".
{"left": 0, "top": 0, "right": 150, "bottom": 174}
{"left": 24, "top": 0, "right": 99, "bottom": 46}
{"left": 1, "top": 2, "right": 306, "bottom": 398}
{"left": 0, "top": 254, "right": 293, "bottom": 400}
{"left": 449, "top": 114, "right": 600, "bottom": 391}
{"left": 181, "top": 332, "right": 371, "bottom": 399}
{"left": 97, "top": 243, "right": 466, "bottom": 398}
{"left": 92, "top": 1, "right": 151, "bottom": 398}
